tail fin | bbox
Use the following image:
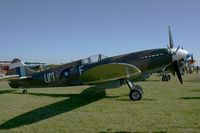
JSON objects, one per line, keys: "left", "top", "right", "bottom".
{"left": 7, "top": 58, "right": 32, "bottom": 77}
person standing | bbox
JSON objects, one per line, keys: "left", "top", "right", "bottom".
{"left": 197, "top": 66, "right": 199, "bottom": 74}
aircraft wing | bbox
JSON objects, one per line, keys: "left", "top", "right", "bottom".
{"left": 0, "top": 75, "right": 32, "bottom": 81}
{"left": 80, "top": 63, "right": 141, "bottom": 84}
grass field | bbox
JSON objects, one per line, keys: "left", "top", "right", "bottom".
{"left": 0, "top": 74, "right": 200, "bottom": 133}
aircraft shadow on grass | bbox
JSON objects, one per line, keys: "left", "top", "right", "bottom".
{"left": 99, "top": 131, "right": 164, "bottom": 133}
{"left": 0, "top": 90, "right": 16, "bottom": 95}
{"left": 99, "top": 131, "right": 133, "bottom": 133}
{"left": 190, "top": 90, "right": 200, "bottom": 92}
{"left": 0, "top": 86, "right": 119, "bottom": 129}
{"left": 181, "top": 97, "right": 200, "bottom": 100}
{"left": 116, "top": 98, "right": 156, "bottom": 101}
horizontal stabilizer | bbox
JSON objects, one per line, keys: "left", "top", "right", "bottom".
{"left": 0, "top": 75, "right": 31, "bottom": 81}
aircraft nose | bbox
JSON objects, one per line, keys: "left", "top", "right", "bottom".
{"left": 172, "top": 49, "right": 189, "bottom": 62}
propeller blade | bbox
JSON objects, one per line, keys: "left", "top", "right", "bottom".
{"left": 167, "top": 44, "right": 172, "bottom": 53}
{"left": 172, "top": 60, "right": 183, "bottom": 84}
{"left": 175, "top": 45, "right": 180, "bottom": 53}
{"left": 191, "top": 54, "right": 195, "bottom": 67}
{"left": 172, "top": 68, "right": 176, "bottom": 76}
{"left": 168, "top": 25, "right": 174, "bottom": 48}
{"left": 167, "top": 45, "right": 170, "bottom": 49}
{"left": 191, "top": 54, "right": 194, "bottom": 63}
{"left": 166, "top": 63, "right": 175, "bottom": 76}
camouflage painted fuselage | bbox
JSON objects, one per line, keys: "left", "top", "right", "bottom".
{"left": 9, "top": 48, "right": 172, "bottom": 88}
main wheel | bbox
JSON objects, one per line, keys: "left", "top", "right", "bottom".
{"left": 167, "top": 74, "right": 171, "bottom": 80}
{"left": 129, "top": 89, "right": 142, "bottom": 101}
{"left": 162, "top": 75, "right": 169, "bottom": 82}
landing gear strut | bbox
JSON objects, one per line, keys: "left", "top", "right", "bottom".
{"left": 162, "top": 71, "right": 171, "bottom": 82}
{"left": 125, "top": 80, "right": 143, "bottom": 101}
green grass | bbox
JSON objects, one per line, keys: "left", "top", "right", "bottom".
{"left": 0, "top": 74, "right": 200, "bottom": 133}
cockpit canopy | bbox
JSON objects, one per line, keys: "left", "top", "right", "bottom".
{"left": 81, "top": 54, "right": 107, "bottom": 65}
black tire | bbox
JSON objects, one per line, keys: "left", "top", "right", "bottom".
{"left": 135, "top": 85, "right": 143, "bottom": 93}
{"left": 167, "top": 75, "right": 171, "bottom": 80}
{"left": 22, "top": 89, "right": 27, "bottom": 94}
{"left": 129, "top": 89, "right": 142, "bottom": 101}
{"left": 162, "top": 75, "right": 169, "bottom": 82}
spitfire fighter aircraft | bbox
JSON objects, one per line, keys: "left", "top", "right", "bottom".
{"left": 0, "top": 26, "right": 191, "bottom": 101}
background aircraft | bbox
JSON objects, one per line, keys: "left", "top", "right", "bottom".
{"left": 0, "top": 61, "right": 11, "bottom": 77}
{"left": 0, "top": 26, "right": 191, "bottom": 101}
{"left": 0, "top": 61, "right": 47, "bottom": 74}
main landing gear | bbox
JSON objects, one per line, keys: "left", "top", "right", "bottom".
{"left": 125, "top": 80, "right": 143, "bottom": 101}
{"left": 162, "top": 71, "right": 171, "bottom": 82}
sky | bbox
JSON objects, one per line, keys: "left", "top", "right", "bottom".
{"left": 0, "top": 0, "right": 199, "bottom": 65}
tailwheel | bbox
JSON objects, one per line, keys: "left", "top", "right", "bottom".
{"left": 22, "top": 88, "right": 28, "bottom": 94}
{"left": 129, "top": 89, "right": 142, "bottom": 101}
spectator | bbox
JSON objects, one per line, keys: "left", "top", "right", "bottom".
{"left": 197, "top": 66, "right": 199, "bottom": 74}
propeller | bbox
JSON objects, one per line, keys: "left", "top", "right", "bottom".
{"left": 168, "top": 25, "right": 183, "bottom": 84}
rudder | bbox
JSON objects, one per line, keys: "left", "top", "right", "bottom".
{"left": 7, "top": 58, "right": 31, "bottom": 77}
